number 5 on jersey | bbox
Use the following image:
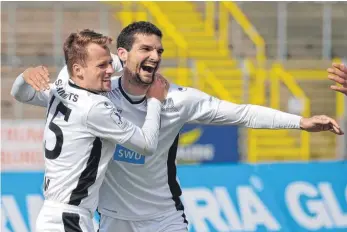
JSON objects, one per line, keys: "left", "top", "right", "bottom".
{"left": 45, "top": 96, "right": 72, "bottom": 159}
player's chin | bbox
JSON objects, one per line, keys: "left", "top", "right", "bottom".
{"left": 102, "top": 80, "right": 112, "bottom": 91}
{"left": 139, "top": 73, "right": 154, "bottom": 85}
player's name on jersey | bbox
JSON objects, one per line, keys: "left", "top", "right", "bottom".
{"left": 54, "top": 79, "right": 79, "bottom": 102}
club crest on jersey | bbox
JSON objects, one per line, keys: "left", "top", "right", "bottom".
{"left": 178, "top": 87, "right": 187, "bottom": 92}
{"left": 104, "top": 102, "right": 113, "bottom": 109}
{"left": 113, "top": 145, "right": 145, "bottom": 164}
{"left": 162, "top": 98, "right": 178, "bottom": 112}
{"left": 110, "top": 110, "right": 128, "bottom": 130}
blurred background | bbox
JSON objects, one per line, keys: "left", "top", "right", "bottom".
{"left": 1, "top": 1, "right": 347, "bottom": 232}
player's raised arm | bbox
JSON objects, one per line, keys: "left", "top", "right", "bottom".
{"left": 181, "top": 87, "right": 343, "bottom": 135}
{"left": 87, "top": 76, "right": 168, "bottom": 156}
{"left": 11, "top": 66, "right": 51, "bottom": 107}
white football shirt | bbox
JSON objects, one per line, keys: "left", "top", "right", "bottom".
{"left": 11, "top": 55, "right": 302, "bottom": 220}
{"left": 11, "top": 69, "right": 163, "bottom": 214}
{"left": 97, "top": 76, "right": 302, "bottom": 220}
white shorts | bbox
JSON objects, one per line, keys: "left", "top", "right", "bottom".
{"left": 99, "top": 209, "right": 188, "bottom": 232}
{"left": 36, "top": 200, "right": 95, "bottom": 232}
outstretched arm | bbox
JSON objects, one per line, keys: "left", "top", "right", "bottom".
{"left": 212, "top": 101, "right": 343, "bottom": 134}
{"left": 182, "top": 88, "right": 343, "bottom": 135}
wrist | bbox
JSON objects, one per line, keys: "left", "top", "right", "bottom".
{"left": 299, "top": 117, "right": 305, "bottom": 130}
{"left": 23, "top": 67, "right": 33, "bottom": 80}
{"left": 147, "top": 97, "right": 162, "bottom": 105}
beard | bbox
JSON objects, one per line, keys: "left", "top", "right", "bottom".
{"left": 124, "top": 58, "right": 158, "bottom": 86}
{"left": 134, "top": 72, "right": 155, "bottom": 85}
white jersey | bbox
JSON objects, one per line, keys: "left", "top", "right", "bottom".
{"left": 97, "top": 77, "right": 302, "bottom": 220}
{"left": 11, "top": 55, "right": 302, "bottom": 220}
{"left": 11, "top": 73, "right": 162, "bottom": 214}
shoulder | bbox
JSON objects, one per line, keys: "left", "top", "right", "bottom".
{"left": 101, "top": 76, "right": 123, "bottom": 101}
{"left": 88, "top": 93, "right": 113, "bottom": 109}
{"left": 167, "top": 84, "right": 211, "bottom": 106}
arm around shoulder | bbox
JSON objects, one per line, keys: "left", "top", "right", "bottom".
{"left": 86, "top": 97, "right": 162, "bottom": 155}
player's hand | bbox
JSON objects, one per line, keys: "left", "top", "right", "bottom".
{"left": 23, "top": 65, "right": 50, "bottom": 91}
{"left": 146, "top": 74, "right": 169, "bottom": 102}
{"left": 327, "top": 63, "right": 347, "bottom": 95}
{"left": 300, "top": 115, "right": 344, "bottom": 135}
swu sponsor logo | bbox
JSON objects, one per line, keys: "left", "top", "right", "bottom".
{"left": 113, "top": 145, "right": 145, "bottom": 164}
{"left": 181, "top": 181, "right": 347, "bottom": 232}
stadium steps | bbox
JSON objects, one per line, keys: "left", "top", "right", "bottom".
{"left": 154, "top": 2, "right": 243, "bottom": 103}
{"left": 154, "top": 2, "right": 303, "bottom": 161}
{"left": 240, "top": 2, "right": 347, "bottom": 59}
{"left": 284, "top": 61, "right": 338, "bottom": 160}
{"left": 248, "top": 129, "right": 304, "bottom": 162}
{"left": 113, "top": 1, "right": 242, "bottom": 102}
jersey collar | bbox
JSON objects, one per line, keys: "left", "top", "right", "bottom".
{"left": 68, "top": 80, "right": 99, "bottom": 95}
{"left": 118, "top": 77, "right": 146, "bottom": 104}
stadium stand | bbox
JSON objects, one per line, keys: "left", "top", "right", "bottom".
{"left": 1, "top": 1, "right": 345, "bottom": 161}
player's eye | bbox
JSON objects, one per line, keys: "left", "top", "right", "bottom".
{"left": 141, "top": 47, "right": 151, "bottom": 51}
{"left": 98, "top": 62, "right": 108, "bottom": 68}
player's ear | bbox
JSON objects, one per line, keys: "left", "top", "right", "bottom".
{"left": 117, "top": 47, "right": 128, "bottom": 64}
{"left": 72, "top": 63, "right": 84, "bottom": 79}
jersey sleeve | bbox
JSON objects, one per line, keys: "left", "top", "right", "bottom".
{"left": 211, "top": 100, "right": 302, "bottom": 129}
{"left": 11, "top": 73, "right": 51, "bottom": 107}
{"left": 111, "top": 53, "right": 123, "bottom": 72}
{"left": 86, "top": 97, "right": 162, "bottom": 156}
{"left": 180, "top": 87, "right": 221, "bottom": 124}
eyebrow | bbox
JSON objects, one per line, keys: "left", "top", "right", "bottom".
{"left": 97, "top": 58, "right": 113, "bottom": 66}
{"left": 140, "top": 44, "right": 164, "bottom": 53}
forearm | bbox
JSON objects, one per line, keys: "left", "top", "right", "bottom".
{"left": 11, "top": 73, "right": 50, "bottom": 107}
{"left": 211, "top": 100, "right": 302, "bottom": 129}
{"left": 122, "top": 98, "right": 162, "bottom": 155}
{"left": 11, "top": 73, "right": 36, "bottom": 102}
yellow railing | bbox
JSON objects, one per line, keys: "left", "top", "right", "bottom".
{"left": 139, "top": 2, "right": 188, "bottom": 68}
{"left": 217, "top": 2, "right": 267, "bottom": 105}
{"left": 204, "top": 2, "right": 215, "bottom": 36}
{"left": 139, "top": 2, "right": 188, "bottom": 85}
{"left": 271, "top": 63, "right": 311, "bottom": 160}
{"left": 196, "top": 61, "right": 234, "bottom": 102}
{"left": 161, "top": 68, "right": 193, "bottom": 87}
{"left": 244, "top": 59, "right": 266, "bottom": 105}
{"left": 220, "top": 1, "right": 266, "bottom": 67}
{"left": 286, "top": 59, "right": 344, "bottom": 120}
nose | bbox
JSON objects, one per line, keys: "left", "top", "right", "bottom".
{"left": 106, "top": 63, "right": 115, "bottom": 75}
{"left": 149, "top": 50, "right": 160, "bottom": 62}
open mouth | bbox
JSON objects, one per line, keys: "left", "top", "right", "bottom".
{"left": 141, "top": 64, "right": 156, "bottom": 74}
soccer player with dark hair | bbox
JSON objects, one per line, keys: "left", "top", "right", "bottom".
{"left": 12, "top": 22, "right": 343, "bottom": 232}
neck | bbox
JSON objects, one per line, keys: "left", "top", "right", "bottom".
{"left": 121, "top": 75, "right": 149, "bottom": 96}
{"left": 70, "top": 76, "right": 99, "bottom": 93}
